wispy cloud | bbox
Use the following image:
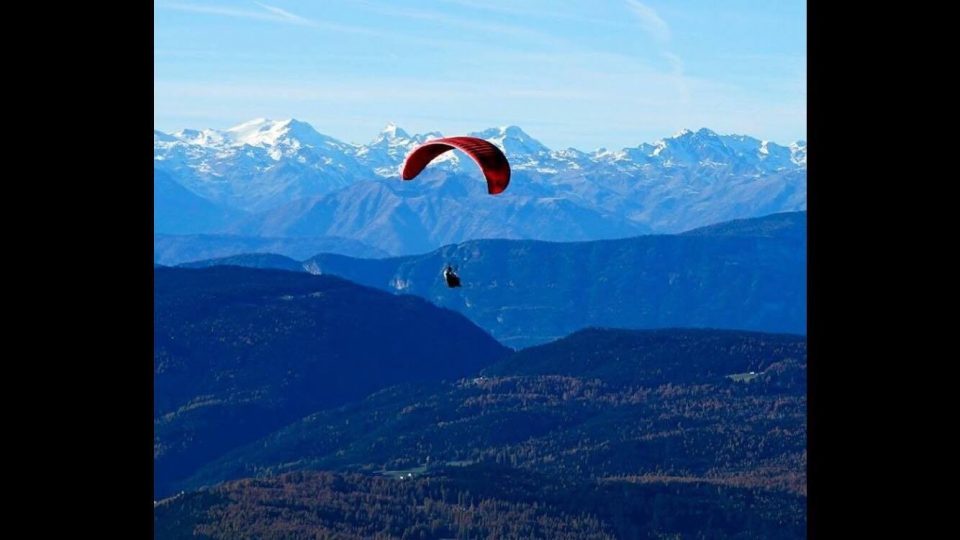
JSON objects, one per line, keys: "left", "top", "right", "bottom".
{"left": 161, "top": 2, "right": 311, "bottom": 26}
{"left": 625, "top": 0, "right": 670, "bottom": 43}
{"left": 160, "top": 2, "right": 379, "bottom": 35}
{"left": 437, "top": 0, "right": 636, "bottom": 31}
{"left": 154, "top": 79, "right": 491, "bottom": 102}
{"left": 622, "top": 2, "right": 684, "bottom": 99}
{"left": 159, "top": 2, "right": 520, "bottom": 46}
{"left": 253, "top": 2, "right": 313, "bottom": 25}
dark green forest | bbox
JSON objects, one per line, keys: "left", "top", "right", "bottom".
{"left": 155, "top": 273, "right": 807, "bottom": 540}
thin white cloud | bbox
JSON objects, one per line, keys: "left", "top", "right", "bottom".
{"left": 253, "top": 3, "right": 313, "bottom": 26}
{"left": 159, "top": 2, "right": 380, "bottom": 35}
{"left": 161, "top": 2, "right": 309, "bottom": 25}
{"left": 437, "top": 0, "right": 637, "bottom": 31}
{"left": 625, "top": 0, "right": 670, "bottom": 42}
{"left": 622, "top": 2, "right": 684, "bottom": 99}
{"left": 158, "top": 2, "right": 521, "bottom": 45}
{"left": 154, "top": 79, "right": 491, "bottom": 102}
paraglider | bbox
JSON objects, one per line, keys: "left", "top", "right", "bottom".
{"left": 443, "top": 265, "right": 461, "bottom": 288}
{"left": 402, "top": 135, "right": 510, "bottom": 288}
{"left": 401, "top": 136, "right": 511, "bottom": 195}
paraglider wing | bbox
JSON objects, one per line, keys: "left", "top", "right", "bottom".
{"left": 401, "top": 136, "right": 511, "bottom": 195}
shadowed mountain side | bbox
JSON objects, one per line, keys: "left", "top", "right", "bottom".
{"left": 486, "top": 327, "right": 807, "bottom": 386}
{"left": 154, "top": 266, "right": 510, "bottom": 498}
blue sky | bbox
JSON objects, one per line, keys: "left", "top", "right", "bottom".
{"left": 155, "top": 0, "right": 806, "bottom": 150}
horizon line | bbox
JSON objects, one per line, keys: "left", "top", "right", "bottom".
{"left": 154, "top": 117, "right": 807, "bottom": 150}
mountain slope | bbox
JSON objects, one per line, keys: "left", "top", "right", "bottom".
{"left": 154, "top": 266, "right": 510, "bottom": 498}
{"left": 156, "top": 466, "right": 804, "bottom": 539}
{"left": 153, "top": 233, "right": 388, "bottom": 266}
{"left": 176, "top": 328, "right": 806, "bottom": 513}
{"left": 154, "top": 169, "right": 246, "bottom": 234}
{"left": 486, "top": 327, "right": 807, "bottom": 386}
{"left": 189, "top": 212, "right": 806, "bottom": 348}
{"left": 681, "top": 210, "right": 806, "bottom": 239}
{"left": 179, "top": 253, "right": 304, "bottom": 272}
{"left": 228, "top": 172, "right": 645, "bottom": 253}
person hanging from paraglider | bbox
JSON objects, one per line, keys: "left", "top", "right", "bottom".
{"left": 443, "top": 264, "right": 461, "bottom": 288}
{"left": 402, "top": 135, "right": 509, "bottom": 291}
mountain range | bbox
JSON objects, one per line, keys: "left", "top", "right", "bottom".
{"left": 182, "top": 211, "right": 806, "bottom": 348}
{"left": 155, "top": 118, "right": 806, "bottom": 256}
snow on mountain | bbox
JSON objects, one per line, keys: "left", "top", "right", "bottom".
{"left": 471, "top": 126, "right": 550, "bottom": 158}
{"left": 223, "top": 118, "right": 355, "bottom": 151}
{"left": 171, "top": 128, "right": 227, "bottom": 147}
{"left": 154, "top": 119, "right": 366, "bottom": 212}
{"left": 790, "top": 141, "right": 807, "bottom": 166}
{"left": 154, "top": 130, "right": 179, "bottom": 143}
{"left": 354, "top": 122, "right": 445, "bottom": 177}
{"left": 588, "top": 128, "right": 801, "bottom": 174}
{"left": 154, "top": 119, "right": 806, "bottom": 254}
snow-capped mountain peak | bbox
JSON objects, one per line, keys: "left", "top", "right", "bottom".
{"left": 173, "top": 128, "right": 226, "bottom": 146}
{"left": 789, "top": 141, "right": 807, "bottom": 165}
{"left": 668, "top": 128, "right": 721, "bottom": 144}
{"left": 471, "top": 125, "right": 537, "bottom": 141}
{"left": 163, "top": 118, "right": 351, "bottom": 152}
{"left": 222, "top": 118, "right": 345, "bottom": 149}
{"left": 223, "top": 118, "right": 292, "bottom": 146}
{"left": 357, "top": 124, "right": 447, "bottom": 176}
{"left": 370, "top": 122, "right": 413, "bottom": 146}
{"left": 378, "top": 122, "right": 410, "bottom": 140}
{"left": 154, "top": 119, "right": 806, "bottom": 218}
{"left": 468, "top": 125, "right": 550, "bottom": 161}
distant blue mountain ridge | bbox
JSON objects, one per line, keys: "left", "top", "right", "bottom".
{"left": 181, "top": 211, "right": 806, "bottom": 348}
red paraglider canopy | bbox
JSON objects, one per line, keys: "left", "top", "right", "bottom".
{"left": 401, "top": 136, "right": 511, "bottom": 195}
